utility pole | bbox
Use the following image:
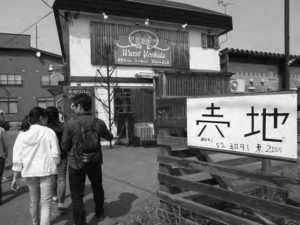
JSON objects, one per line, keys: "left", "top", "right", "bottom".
{"left": 36, "top": 24, "right": 38, "bottom": 49}
{"left": 284, "top": 0, "right": 290, "bottom": 90}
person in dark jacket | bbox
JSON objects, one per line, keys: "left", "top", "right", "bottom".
{"left": 46, "top": 106, "right": 67, "bottom": 213}
{"left": 61, "top": 93, "right": 113, "bottom": 225}
{"left": 0, "top": 126, "right": 7, "bottom": 205}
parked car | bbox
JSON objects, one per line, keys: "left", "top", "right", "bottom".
{"left": 0, "top": 110, "right": 9, "bottom": 130}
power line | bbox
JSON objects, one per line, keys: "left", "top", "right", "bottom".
{"left": 41, "top": 0, "right": 52, "bottom": 9}
{"left": 4, "top": 11, "right": 53, "bottom": 46}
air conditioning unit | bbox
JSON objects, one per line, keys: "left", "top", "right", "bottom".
{"left": 134, "top": 123, "right": 154, "bottom": 141}
{"left": 230, "top": 79, "right": 245, "bottom": 93}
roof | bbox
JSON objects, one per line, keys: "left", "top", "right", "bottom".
{"left": 221, "top": 48, "right": 300, "bottom": 60}
{"left": 221, "top": 48, "right": 300, "bottom": 66}
{"left": 0, "top": 46, "right": 62, "bottom": 59}
{"left": 126, "top": 0, "right": 227, "bottom": 16}
{"left": 53, "top": 0, "right": 232, "bottom": 32}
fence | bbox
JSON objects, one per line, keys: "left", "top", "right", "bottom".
{"left": 156, "top": 96, "right": 300, "bottom": 224}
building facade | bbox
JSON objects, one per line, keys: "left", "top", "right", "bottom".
{"left": 53, "top": 0, "right": 232, "bottom": 139}
{"left": 220, "top": 48, "right": 300, "bottom": 93}
{"left": 0, "top": 33, "right": 64, "bottom": 123}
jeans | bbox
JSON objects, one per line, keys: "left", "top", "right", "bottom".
{"left": 0, "top": 157, "right": 5, "bottom": 204}
{"left": 52, "top": 158, "right": 67, "bottom": 204}
{"left": 69, "top": 163, "right": 104, "bottom": 225}
{"left": 26, "top": 175, "right": 54, "bottom": 225}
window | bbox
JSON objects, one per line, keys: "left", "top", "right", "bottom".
{"left": 37, "top": 98, "right": 55, "bottom": 108}
{"left": 114, "top": 88, "right": 131, "bottom": 114}
{"left": 41, "top": 75, "right": 59, "bottom": 86}
{"left": 0, "top": 98, "right": 18, "bottom": 114}
{"left": 207, "top": 35, "right": 215, "bottom": 48}
{"left": 0, "top": 74, "right": 22, "bottom": 85}
{"left": 201, "top": 33, "right": 219, "bottom": 49}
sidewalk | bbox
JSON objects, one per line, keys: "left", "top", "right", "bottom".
{"left": 0, "top": 146, "right": 159, "bottom": 225}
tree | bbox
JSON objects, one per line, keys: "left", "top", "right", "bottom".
{"left": 94, "top": 44, "right": 118, "bottom": 148}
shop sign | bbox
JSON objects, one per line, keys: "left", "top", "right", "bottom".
{"left": 187, "top": 93, "right": 297, "bottom": 160}
{"left": 65, "top": 87, "right": 93, "bottom": 98}
{"left": 115, "top": 29, "right": 171, "bottom": 67}
{"left": 63, "top": 87, "right": 95, "bottom": 119}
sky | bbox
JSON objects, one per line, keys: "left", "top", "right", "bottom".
{"left": 0, "top": 0, "right": 299, "bottom": 56}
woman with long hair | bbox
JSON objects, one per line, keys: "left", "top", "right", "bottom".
{"left": 11, "top": 107, "right": 60, "bottom": 225}
{"left": 46, "top": 106, "right": 67, "bottom": 212}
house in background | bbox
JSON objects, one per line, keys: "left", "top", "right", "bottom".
{"left": 53, "top": 0, "right": 232, "bottom": 141}
{"left": 220, "top": 48, "right": 300, "bottom": 93}
{"left": 0, "top": 33, "right": 64, "bottom": 124}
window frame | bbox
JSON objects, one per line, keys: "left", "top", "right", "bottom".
{"left": 36, "top": 97, "right": 55, "bottom": 108}
{"left": 0, "top": 74, "right": 22, "bottom": 86}
{"left": 0, "top": 98, "right": 18, "bottom": 114}
{"left": 41, "top": 74, "right": 59, "bottom": 86}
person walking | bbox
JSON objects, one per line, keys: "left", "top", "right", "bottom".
{"left": 0, "top": 126, "right": 7, "bottom": 205}
{"left": 11, "top": 107, "right": 60, "bottom": 225}
{"left": 46, "top": 106, "right": 67, "bottom": 213}
{"left": 61, "top": 93, "right": 113, "bottom": 225}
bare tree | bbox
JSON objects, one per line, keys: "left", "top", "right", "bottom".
{"left": 94, "top": 44, "right": 118, "bottom": 148}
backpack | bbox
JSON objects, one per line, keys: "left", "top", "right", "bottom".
{"left": 74, "top": 118, "right": 101, "bottom": 166}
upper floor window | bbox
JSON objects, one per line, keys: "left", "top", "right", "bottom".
{"left": 37, "top": 97, "right": 55, "bottom": 108}
{"left": 41, "top": 74, "right": 59, "bottom": 86}
{"left": 0, "top": 98, "right": 18, "bottom": 114}
{"left": 201, "top": 33, "right": 219, "bottom": 49}
{"left": 0, "top": 74, "right": 22, "bottom": 85}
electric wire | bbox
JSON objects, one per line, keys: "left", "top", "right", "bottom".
{"left": 4, "top": 11, "right": 53, "bottom": 46}
{"left": 41, "top": 0, "right": 52, "bottom": 9}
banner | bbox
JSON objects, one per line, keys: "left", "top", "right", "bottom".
{"left": 115, "top": 29, "right": 171, "bottom": 67}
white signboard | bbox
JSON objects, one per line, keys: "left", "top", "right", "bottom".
{"left": 187, "top": 93, "right": 297, "bottom": 160}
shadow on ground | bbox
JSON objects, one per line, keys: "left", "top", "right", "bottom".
{"left": 51, "top": 184, "right": 138, "bottom": 225}
{"left": 2, "top": 185, "right": 28, "bottom": 205}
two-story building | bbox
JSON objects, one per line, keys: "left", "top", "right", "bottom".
{"left": 53, "top": 0, "right": 233, "bottom": 140}
{"left": 0, "top": 33, "right": 64, "bottom": 124}
{"left": 220, "top": 48, "right": 300, "bottom": 93}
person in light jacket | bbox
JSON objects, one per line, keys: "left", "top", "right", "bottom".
{"left": 11, "top": 107, "right": 60, "bottom": 225}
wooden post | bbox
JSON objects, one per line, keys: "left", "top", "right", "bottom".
{"left": 153, "top": 78, "right": 156, "bottom": 121}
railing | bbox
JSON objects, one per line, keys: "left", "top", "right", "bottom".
{"left": 156, "top": 96, "right": 300, "bottom": 224}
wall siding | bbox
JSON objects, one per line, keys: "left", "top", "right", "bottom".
{"left": 90, "top": 22, "right": 189, "bottom": 69}
{"left": 131, "top": 88, "right": 153, "bottom": 123}
{"left": 162, "top": 74, "right": 230, "bottom": 96}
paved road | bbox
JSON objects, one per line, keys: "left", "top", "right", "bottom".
{"left": 0, "top": 146, "right": 159, "bottom": 225}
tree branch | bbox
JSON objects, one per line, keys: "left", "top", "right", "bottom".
{"left": 94, "top": 96, "right": 109, "bottom": 109}
{"left": 109, "top": 66, "right": 116, "bottom": 78}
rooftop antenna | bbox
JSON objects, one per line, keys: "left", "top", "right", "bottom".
{"left": 218, "top": 0, "right": 234, "bottom": 14}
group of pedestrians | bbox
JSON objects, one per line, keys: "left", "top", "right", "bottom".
{"left": 1, "top": 93, "right": 113, "bottom": 225}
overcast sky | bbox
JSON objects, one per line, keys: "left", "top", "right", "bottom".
{"left": 0, "top": 0, "right": 299, "bottom": 55}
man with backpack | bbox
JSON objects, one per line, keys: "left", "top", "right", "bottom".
{"left": 61, "top": 93, "right": 113, "bottom": 224}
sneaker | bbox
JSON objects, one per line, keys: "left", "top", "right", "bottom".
{"left": 58, "top": 203, "right": 67, "bottom": 213}
{"left": 53, "top": 196, "right": 58, "bottom": 202}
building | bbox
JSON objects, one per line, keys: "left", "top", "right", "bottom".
{"left": 220, "top": 48, "right": 300, "bottom": 93}
{"left": 0, "top": 33, "right": 64, "bottom": 123}
{"left": 53, "top": 0, "right": 233, "bottom": 140}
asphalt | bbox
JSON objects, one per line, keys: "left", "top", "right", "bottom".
{"left": 0, "top": 145, "right": 159, "bottom": 225}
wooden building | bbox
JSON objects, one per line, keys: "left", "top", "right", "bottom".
{"left": 53, "top": 0, "right": 233, "bottom": 141}
{"left": 220, "top": 48, "right": 300, "bottom": 93}
{"left": 0, "top": 33, "right": 64, "bottom": 124}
